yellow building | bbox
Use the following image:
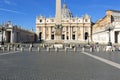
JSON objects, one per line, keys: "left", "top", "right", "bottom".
{"left": 36, "top": 0, "right": 92, "bottom": 43}
{"left": 93, "top": 10, "right": 120, "bottom": 44}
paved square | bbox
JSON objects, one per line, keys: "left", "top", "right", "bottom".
{"left": 0, "top": 51, "right": 120, "bottom": 80}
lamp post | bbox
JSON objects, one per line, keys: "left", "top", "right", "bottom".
{"left": 105, "top": 23, "right": 114, "bottom": 46}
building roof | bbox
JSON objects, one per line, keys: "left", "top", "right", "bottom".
{"left": 106, "top": 9, "right": 120, "bottom": 13}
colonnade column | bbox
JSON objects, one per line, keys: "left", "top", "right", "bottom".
{"left": 70, "top": 26, "right": 72, "bottom": 40}
{"left": 81, "top": 26, "right": 84, "bottom": 41}
{"left": 76, "top": 26, "right": 78, "bottom": 40}
{"left": 49, "top": 27, "right": 51, "bottom": 40}
{"left": 65, "top": 27, "right": 67, "bottom": 40}
{"left": 43, "top": 27, "right": 46, "bottom": 40}
{"left": 118, "top": 32, "right": 120, "bottom": 43}
{"left": 10, "top": 30, "right": 14, "bottom": 43}
{"left": 69, "top": 27, "right": 71, "bottom": 40}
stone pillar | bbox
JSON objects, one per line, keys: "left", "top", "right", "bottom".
{"left": 65, "top": 27, "right": 67, "bottom": 40}
{"left": 76, "top": 27, "right": 78, "bottom": 40}
{"left": 10, "top": 30, "right": 14, "bottom": 43}
{"left": 81, "top": 26, "right": 84, "bottom": 41}
{"left": 43, "top": 27, "right": 46, "bottom": 40}
{"left": 70, "top": 27, "right": 72, "bottom": 40}
{"left": 69, "top": 27, "right": 71, "bottom": 40}
{"left": 49, "top": 27, "right": 51, "bottom": 40}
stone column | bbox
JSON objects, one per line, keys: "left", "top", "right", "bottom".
{"left": 88, "top": 26, "right": 91, "bottom": 42}
{"left": 81, "top": 26, "right": 84, "bottom": 41}
{"left": 10, "top": 30, "right": 14, "bottom": 43}
{"left": 65, "top": 27, "right": 67, "bottom": 40}
{"left": 49, "top": 27, "right": 51, "bottom": 40}
{"left": 76, "top": 27, "right": 78, "bottom": 40}
{"left": 43, "top": 27, "right": 46, "bottom": 40}
{"left": 71, "top": 27, "right": 73, "bottom": 40}
{"left": 69, "top": 27, "right": 71, "bottom": 40}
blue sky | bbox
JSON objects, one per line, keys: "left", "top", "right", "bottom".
{"left": 0, "top": 0, "right": 120, "bottom": 31}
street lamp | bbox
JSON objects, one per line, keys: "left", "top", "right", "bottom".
{"left": 105, "top": 23, "right": 114, "bottom": 46}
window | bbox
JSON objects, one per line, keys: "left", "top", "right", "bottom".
{"left": 51, "top": 35, "right": 54, "bottom": 40}
{"left": 51, "top": 19, "right": 54, "bottom": 22}
{"left": 85, "top": 19, "right": 88, "bottom": 22}
{"left": 51, "top": 26, "right": 55, "bottom": 31}
{"left": 62, "top": 27, "right": 65, "bottom": 31}
{"left": 67, "top": 36, "right": 69, "bottom": 40}
{"left": 66, "top": 27, "right": 68, "bottom": 31}
{"left": 40, "top": 19, "right": 42, "bottom": 22}
{"left": 72, "top": 34, "right": 75, "bottom": 40}
{"left": 62, "top": 34, "right": 65, "bottom": 40}
{"left": 73, "top": 19, "right": 75, "bottom": 22}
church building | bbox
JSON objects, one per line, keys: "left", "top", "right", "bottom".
{"left": 36, "top": 0, "right": 92, "bottom": 43}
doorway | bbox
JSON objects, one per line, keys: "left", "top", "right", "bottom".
{"left": 39, "top": 32, "right": 42, "bottom": 41}
{"left": 6, "top": 31, "right": 11, "bottom": 43}
{"left": 85, "top": 32, "right": 88, "bottom": 40}
{"left": 115, "top": 31, "right": 119, "bottom": 43}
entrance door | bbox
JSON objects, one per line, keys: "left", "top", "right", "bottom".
{"left": 6, "top": 31, "right": 11, "bottom": 43}
{"left": 39, "top": 32, "right": 42, "bottom": 41}
{"left": 115, "top": 31, "right": 119, "bottom": 43}
{"left": 85, "top": 32, "right": 88, "bottom": 40}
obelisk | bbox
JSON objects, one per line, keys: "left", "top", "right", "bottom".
{"left": 56, "top": 0, "right": 61, "bottom": 24}
{"left": 55, "top": 0, "right": 62, "bottom": 43}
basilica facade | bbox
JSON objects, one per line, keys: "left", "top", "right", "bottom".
{"left": 36, "top": 1, "right": 92, "bottom": 43}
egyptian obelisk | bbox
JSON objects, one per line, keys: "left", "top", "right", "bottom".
{"left": 55, "top": 0, "right": 62, "bottom": 43}
{"left": 56, "top": 0, "right": 61, "bottom": 24}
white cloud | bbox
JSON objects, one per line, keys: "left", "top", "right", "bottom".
{"left": 4, "top": 0, "right": 10, "bottom": 5}
{"left": 0, "top": 8, "right": 26, "bottom": 15}
{"left": 4, "top": 0, "right": 17, "bottom": 6}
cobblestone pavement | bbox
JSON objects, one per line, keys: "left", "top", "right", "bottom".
{"left": 88, "top": 51, "right": 120, "bottom": 64}
{"left": 0, "top": 51, "right": 120, "bottom": 80}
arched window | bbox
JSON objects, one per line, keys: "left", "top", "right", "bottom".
{"left": 85, "top": 19, "right": 88, "bottom": 22}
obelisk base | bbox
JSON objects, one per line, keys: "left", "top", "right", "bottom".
{"left": 54, "top": 35, "right": 63, "bottom": 48}
{"left": 55, "top": 35, "right": 62, "bottom": 44}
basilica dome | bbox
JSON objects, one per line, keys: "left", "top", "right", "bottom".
{"left": 61, "top": 3, "right": 73, "bottom": 19}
